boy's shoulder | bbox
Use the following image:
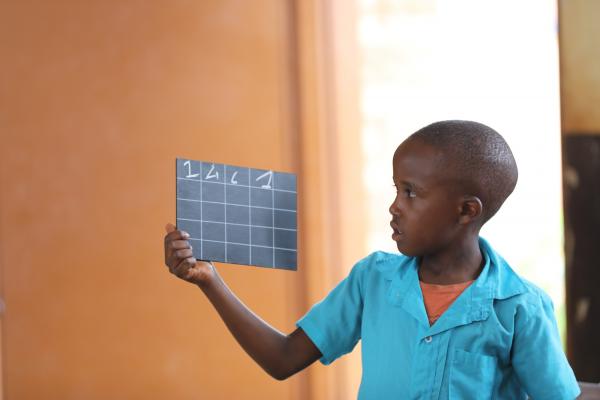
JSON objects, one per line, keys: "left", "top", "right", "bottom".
{"left": 484, "top": 241, "right": 556, "bottom": 312}
{"left": 517, "top": 277, "right": 553, "bottom": 301}
{"left": 351, "top": 250, "right": 413, "bottom": 282}
{"left": 503, "top": 275, "right": 556, "bottom": 313}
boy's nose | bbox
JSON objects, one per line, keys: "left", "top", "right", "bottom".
{"left": 389, "top": 198, "right": 401, "bottom": 216}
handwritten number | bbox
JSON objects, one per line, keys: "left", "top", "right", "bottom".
{"left": 205, "top": 164, "right": 219, "bottom": 180}
{"left": 184, "top": 161, "right": 200, "bottom": 178}
{"left": 185, "top": 162, "right": 272, "bottom": 188}
{"left": 256, "top": 171, "right": 273, "bottom": 189}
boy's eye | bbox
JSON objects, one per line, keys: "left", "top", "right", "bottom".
{"left": 393, "top": 185, "right": 416, "bottom": 198}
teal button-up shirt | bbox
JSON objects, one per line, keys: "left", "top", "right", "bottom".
{"left": 297, "top": 238, "right": 580, "bottom": 399}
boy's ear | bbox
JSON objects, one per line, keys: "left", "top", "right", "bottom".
{"left": 458, "top": 196, "right": 483, "bottom": 224}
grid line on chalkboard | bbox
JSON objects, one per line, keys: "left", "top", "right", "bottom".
{"left": 248, "top": 167, "right": 252, "bottom": 265}
{"left": 177, "top": 177, "right": 296, "bottom": 194}
{"left": 177, "top": 218, "right": 296, "bottom": 232}
{"left": 176, "top": 159, "right": 297, "bottom": 270}
{"left": 224, "top": 165, "right": 227, "bottom": 263}
{"left": 200, "top": 167, "right": 203, "bottom": 260}
{"left": 272, "top": 180, "right": 275, "bottom": 266}
{"left": 177, "top": 198, "right": 296, "bottom": 213}
{"left": 188, "top": 238, "right": 296, "bottom": 252}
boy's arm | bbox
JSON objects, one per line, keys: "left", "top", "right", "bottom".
{"left": 164, "top": 223, "right": 322, "bottom": 380}
{"left": 511, "top": 292, "right": 581, "bottom": 399}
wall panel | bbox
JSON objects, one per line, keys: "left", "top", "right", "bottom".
{"left": 0, "top": 1, "right": 305, "bottom": 398}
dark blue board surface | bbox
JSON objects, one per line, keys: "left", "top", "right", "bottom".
{"left": 176, "top": 158, "right": 297, "bottom": 270}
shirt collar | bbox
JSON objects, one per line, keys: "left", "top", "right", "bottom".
{"left": 477, "top": 236, "right": 529, "bottom": 300}
{"left": 386, "top": 237, "right": 528, "bottom": 335}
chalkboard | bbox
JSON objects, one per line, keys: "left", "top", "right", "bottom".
{"left": 176, "top": 158, "right": 297, "bottom": 270}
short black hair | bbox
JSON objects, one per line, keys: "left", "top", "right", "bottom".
{"left": 408, "top": 120, "right": 518, "bottom": 223}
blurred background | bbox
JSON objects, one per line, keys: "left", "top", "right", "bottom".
{"left": 1, "top": 0, "right": 598, "bottom": 399}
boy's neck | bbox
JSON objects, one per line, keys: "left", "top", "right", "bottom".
{"left": 418, "top": 236, "right": 483, "bottom": 285}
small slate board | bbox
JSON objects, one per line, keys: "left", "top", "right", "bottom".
{"left": 176, "top": 158, "right": 297, "bottom": 270}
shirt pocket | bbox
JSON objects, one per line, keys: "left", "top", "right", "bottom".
{"left": 449, "top": 349, "right": 497, "bottom": 400}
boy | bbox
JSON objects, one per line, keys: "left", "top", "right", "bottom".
{"left": 164, "top": 120, "right": 580, "bottom": 399}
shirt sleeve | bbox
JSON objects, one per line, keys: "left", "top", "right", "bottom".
{"left": 512, "top": 291, "right": 581, "bottom": 400}
{"left": 295, "top": 257, "right": 368, "bottom": 365}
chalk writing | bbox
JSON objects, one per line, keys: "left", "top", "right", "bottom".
{"left": 205, "top": 163, "right": 219, "bottom": 180}
{"left": 256, "top": 170, "right": 273, "bottom": 189}
{"left": 184, "top": 160, "right": 200, "bottom": 178}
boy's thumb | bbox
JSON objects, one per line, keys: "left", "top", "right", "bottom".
{"left": 165, "top": 223, "right": 176, "bottom": 233}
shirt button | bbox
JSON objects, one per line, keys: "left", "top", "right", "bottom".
{"left": 424, "top": 336, "right": 432, "bottom": 343}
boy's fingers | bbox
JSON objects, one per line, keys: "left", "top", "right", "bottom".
{"left": 164, "top": 229, "right": 191, "bottom": 244}
{"left": 173, "top": 257, "right": 197, "bottom": 278}
{"left": 166, "top": 250, "right": 188, "bottom": 270}
{"left": 169, "top": 240, "right": 192, "bottom": 251}
{"left": 163, "top": 224, "right": 196, "bottom": 278}
{"left": 166, "top": 248, "right": 194, "bottom": 270}
{"left": 174, "top": 249, "right": 193, "bottom": 259}
{"left": 167, "top": 252, "right": 185, "bottom": 272}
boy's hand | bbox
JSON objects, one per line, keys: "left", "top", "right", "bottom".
{"left": 164, "top": 223, "right": 216, "bottom": 288}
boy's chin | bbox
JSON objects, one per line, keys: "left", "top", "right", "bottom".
{"left": 395, "top": 242, "right": 416, "bottom": 257}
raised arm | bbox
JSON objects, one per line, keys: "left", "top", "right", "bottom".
{"left": 164, "top": 223, "right": 322, "bottom": 380}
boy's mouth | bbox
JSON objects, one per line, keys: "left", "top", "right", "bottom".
{"left": 390, "top": 221, "right": 403, "bottom": 240}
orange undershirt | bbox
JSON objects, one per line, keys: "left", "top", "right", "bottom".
{"left": 419, "top": 280, "right": 474, "bottom": 325}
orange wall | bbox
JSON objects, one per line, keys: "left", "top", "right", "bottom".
{"left": 0, "top": 1, "right": 305, "bottom": 398}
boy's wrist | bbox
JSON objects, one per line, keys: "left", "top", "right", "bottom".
{"left": 195, "top": 265, "right": 221, "bottom": 293}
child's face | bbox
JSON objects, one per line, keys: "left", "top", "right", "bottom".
{"left": 389, "top": 138, "right": 463, "bottom": 257}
